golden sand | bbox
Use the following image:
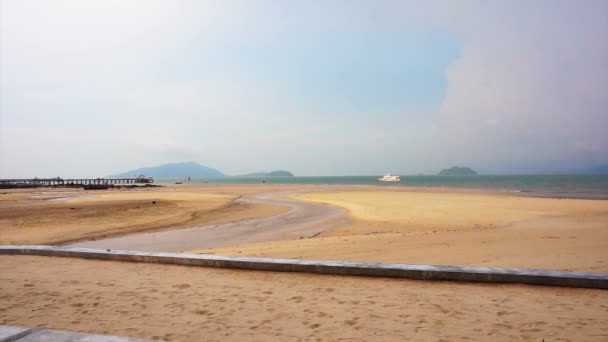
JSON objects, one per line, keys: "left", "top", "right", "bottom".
{"left": 293, "top": 191, "right": 608, "bottom": 234}
{"left": 196, "top": 190, "right": 608, "bottom": 272}
{"left": 1, "top": 255, "right": 607, "bottom": 341}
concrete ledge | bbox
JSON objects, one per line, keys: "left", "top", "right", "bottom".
{"left": 0, "top": 325, "right": 33, "bottom": 342}
{"left": 1, "top": 245, "right": 607, "bottom": 289}
{"left": 0, "top": 325, "right": 153, "bottom": 341}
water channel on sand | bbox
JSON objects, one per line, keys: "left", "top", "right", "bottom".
{"left": 69, "top": 191, "right": 349, "bottom": 252}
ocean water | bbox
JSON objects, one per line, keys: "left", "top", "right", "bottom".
{"left": 156, "top": 174, "right": 608, "bottom": 199}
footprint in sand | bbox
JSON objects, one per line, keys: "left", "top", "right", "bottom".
{"left": 195, "top": 310, "right": 213, "bottom": 316}
{"left": 291, "top": 296, "right": 304, "bottom": 303}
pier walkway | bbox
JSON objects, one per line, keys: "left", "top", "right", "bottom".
{"left": 0, "top": 177, "right": 153, "bottom": 188}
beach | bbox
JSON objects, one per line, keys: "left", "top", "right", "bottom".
{"left": 0, "top": 185, "right": 288, "bottom": 245}
{"left": 4, "top": 1, "right": 607, "bottom": 340}
{"left": 1, "top": 255, "right": 607, "bottom": 341}
{"left": 1, "top": 183, "right": 608, "bottom": 340}
{"left": 194, "top": 188, "right": 608, "bottom": 272}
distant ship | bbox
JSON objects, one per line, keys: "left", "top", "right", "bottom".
{"left": 378, "top": 173, "right": 401, "bottom": 182}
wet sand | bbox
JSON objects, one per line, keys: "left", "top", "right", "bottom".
{"left": 1, "top": 255, "right": 607, "bottom": 341}
{"left": 0, "top": 186, "right": 288, "bottom": 245}
{"left": 70, "top": 190, "right": 347, "bottom": 252}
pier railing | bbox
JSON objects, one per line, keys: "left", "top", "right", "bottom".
{"left": 0, "top": 177, "right": 153, "bottom": 187}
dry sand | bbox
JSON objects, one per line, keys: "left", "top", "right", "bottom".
{"left": 195, "top": 190, "right": 608, "bottom": 272}
{"left": 1, "top": 255, "right": 607, "bottom": 342}
{"left": 0, "top": 185, "right": 288, "bottom": 245}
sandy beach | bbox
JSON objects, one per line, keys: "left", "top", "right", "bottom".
{"left": 0, "top": 185, "right": 289, "bottom": 245}
{"left": 1, "top": 255, "right": 607, "bottom": 341}
{"left": 2, "top": 185, "right": 608, "bottom": 271}
{"left": 194, "top": 189, "right": 608, "bottom": 273}
{"left": 2, "top": 184, "right": 608, "bottom": 341}
{"left": 3, "top": 2, "right": 607, "bottom": 340}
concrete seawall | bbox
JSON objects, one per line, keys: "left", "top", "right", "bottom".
{"left": 1, "top": 245, "right": 607, "bottom": 289}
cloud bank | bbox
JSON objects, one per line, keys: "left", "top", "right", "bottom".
{"left": 438, "top": 1, "right": 608, "bottom": 172}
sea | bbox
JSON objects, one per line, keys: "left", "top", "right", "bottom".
{"left": 156, "top": 174, "right": 608, "bottom": 199}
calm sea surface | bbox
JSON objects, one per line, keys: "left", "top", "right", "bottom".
{"left": 156, "top": 175, "right": 608, "bottom": 199}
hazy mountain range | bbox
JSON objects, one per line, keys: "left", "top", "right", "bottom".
{"left": 107, "top": 161, "right": 607, "bottom": 179}
{"left": 239, "top": 170, "right": 294, "bottom": 177}
{"left": 580, "top": 165, "right": 608, "bottom": 174}
{"left": 107, "top": 162, "right": 294, "bottom": 178}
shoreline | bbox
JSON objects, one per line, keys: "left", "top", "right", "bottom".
{"left": 166, "top": 182, "right": 608, "bottom": 200}
{"left": 154, "top": 173, "right": 608, "bottom": 200}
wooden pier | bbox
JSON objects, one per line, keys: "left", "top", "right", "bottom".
{"left": 0, "top": 177, "right": 153, "bottom": 189}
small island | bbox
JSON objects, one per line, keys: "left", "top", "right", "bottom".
{"left": 438, "top": 166, "right": 477, "bottom": 176}
{"left": 241, "top": 170, "right": 294, "bottom": 177}
{"left": 267, "top": 170, "right": 294, "bottom": 177}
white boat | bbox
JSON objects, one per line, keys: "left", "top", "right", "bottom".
{"left": 378, "top": 173, "right": 401, "bottom": 182}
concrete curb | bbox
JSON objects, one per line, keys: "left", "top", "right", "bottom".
{"left": 1, "top": 245, "right": 607, "bottom": 289}
{"left": 0, "top": 326, "right": 33, "bottom": 342}
{"left": 0, "top": 325, "right": 154, "bottom": 341}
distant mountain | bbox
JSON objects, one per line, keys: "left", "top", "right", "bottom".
{"left": 438, "top": 166, "right": 477, "bottom": 176}
{"left": 240, "top": 170, "right": 294, "bottom": 177}
{"left": 266, "top": 170, "right": 294, "bottom": 177}
{"left": 107, "top": 162, "right": 225, "bottom": 178}
{"left": 583, "top": 165, "right": 608, "bottom": 174}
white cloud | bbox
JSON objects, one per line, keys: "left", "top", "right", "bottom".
{"left": 436, "top": 1, "right": 608, "bottom": 171}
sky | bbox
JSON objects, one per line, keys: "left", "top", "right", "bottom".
{"left": 1, "top": 0, "right": 607, "bottom": 177}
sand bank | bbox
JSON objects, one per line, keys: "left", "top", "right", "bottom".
{"left": 293, "top": 191, "right": 608, "bottom": 234}
{"left": 1, "top": 255, "right": 607, "bottom": 341}
{"left": 70, "top": 190, "right": 347, "bottom": 252}
{"left": 4, "top": 185, "right": 608, "bottom": 272}
{"left": 0, "top": 185, "right": 288, "bottom": 245}
{"left": 195, "top": 190, "right": 608, "bottom": 272}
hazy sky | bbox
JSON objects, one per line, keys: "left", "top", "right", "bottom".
{"left": 1, "top": 0, "right": 607, "bottom": 177}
